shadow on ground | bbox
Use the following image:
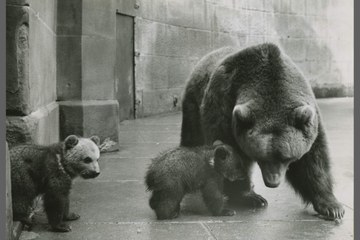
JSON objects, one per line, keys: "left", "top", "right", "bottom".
{"left": 20, "top": 98, "right": 354, "bottom": 240}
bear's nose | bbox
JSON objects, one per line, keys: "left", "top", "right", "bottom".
{"left": 94, "top": 172, "right": 100, "bottom": 177}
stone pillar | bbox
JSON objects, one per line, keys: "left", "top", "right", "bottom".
{"left": 56, "top": 0, "right": 120, "bottom": 148}
{"left": 6, "top": 0, "right": 59, "bottom": 146}
{"left": 6, "top": 142, "right": 13, "bottom": 240}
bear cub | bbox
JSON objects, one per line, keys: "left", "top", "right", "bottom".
{"left": 10, "top": 135, "right": 101, "bottom": 232}
{"left": 145, "top": 141, "right": 243, "bottom": 220}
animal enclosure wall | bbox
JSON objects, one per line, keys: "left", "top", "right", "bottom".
{"left": 6, "top": 0, "right": 353, "bottom": 147}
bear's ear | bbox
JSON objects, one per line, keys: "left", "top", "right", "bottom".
{"left": 214, "top": 146, "right": 229, "bottom": 161}
{"left": 90, "top": 136, "right": 101, "bottom": 146}
{"left": 213, "top": 140, "right": 223, "bottom": 146}
{"left": 294, "top": 105, "right": 316, "bottom": 127}
{"left": 64, "top": 135, "right": 79, "bottom": 149}
{"left": 232, "top": 102, "right": 253, "bottom": 128}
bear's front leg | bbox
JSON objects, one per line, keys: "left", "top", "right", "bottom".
{"left": 286, "top": 129, "right": 345, "bottom": 220}
{"left": 44, "top": 192, "right": 71, "bottom": 232}
{"left": 224, "top": 160, "right": 268, "bottom": 208}
{"left": 63, "top": 196, "right": 80, "bottom": 221}
{"left": 202, "top": 179, "right": 236, "bottom": 216}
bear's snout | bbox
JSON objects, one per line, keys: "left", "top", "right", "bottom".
{"left": 81, "top": 171, "right": 100, "bottom": 179}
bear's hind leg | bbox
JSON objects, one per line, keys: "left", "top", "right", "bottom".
{"left": 180, "top": 96, "right": 204, "bottom": 147}
{"left": 154, "top": 190, "right": 183, "bottom": 220}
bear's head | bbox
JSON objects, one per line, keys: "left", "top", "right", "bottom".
{"left": 232, "top": 101, "right": 318, "bottom": 188}
{"left": 62, "top": 135, "right": 101, "bottom": 179}
{"left": 212, "top": 140, "right": 244, "bottom": 182}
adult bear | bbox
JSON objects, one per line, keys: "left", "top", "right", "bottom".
{"left": 180, "top": 43, "right": 344, "bottom": 220}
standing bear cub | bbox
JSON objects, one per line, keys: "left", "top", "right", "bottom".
{"left": 10, "top": 135, "right": 101, "bottom": 232}
{"left": 145, "top": 141, "right": 243, "bottom": 220}
{"left": 181, "top": 43, "right": 344, "bottom": 220}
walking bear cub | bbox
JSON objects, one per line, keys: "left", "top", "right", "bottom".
{"left": 145, "top": 141, "right": 243, "bottom": 220}
{"left": 10, "top": 135, "right": 101, "bottom": 232}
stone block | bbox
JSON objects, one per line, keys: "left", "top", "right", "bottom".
{"left": 286, "top": 15, "right": 313, "bottom": 38}
{"left": 138, "top": 0, "right": 167, "bottom": 23}
{"left": 187, "top": 29, "right": 212, "bottom": 57}
{"left": 139, "top": 88, "right": 183, "bottom": 117}
{"left": 214, "top": 6, "right": 246, "bottom": 33}
{"left": 81, "top": 37, "right": 116, "bottom": 100}
{"left": 192, "top": 0, "right": 211, "bottom": 30}
{"left": 263, "top": 0, "right": 274, "bottom": 12}
{"left": 28, "top": 8, "right": 57, "bottom": 109}
{"left": 82, "top": 0, "right": 116, "bottom": 38}
{"left": 28, "top": 0, "right": 57, "bottom": 33}
{"left": 248, "top": 11, "right": 265, "bottom": 36}
{"left": 6, "top": 142, "right": 13, "bottom": 240}
{"left": 166, "top": 0, "right": 194, "bottom": 28}
{"left": 6, "top": 5, "right": 30, "bottom": 115}
{"left": 6, "top": 0, "right": 29, "bottom": 6}
{"left": 57, "top": 0, "right": 82, "bottom": 35}
{"left": 280, "top": 38, "right": 306, "bottom": 62}
{"left": 264, "top": 12, "right": 277, "bottom": 36}
{"left": 273, "top": 0, "right": 290, "bottom": 13}
{"left": 290, "top": 0, "right": 305, "bottom": 15}
{"left": 59, "top": 100, "right": 120, "bottom": 149}
{"left": 247, "top": 0, "right": 264, "bottom": 11}
{"left": 212, "top": 32, "right": 242, "bottom": 49}
{"left": 56, "top": 36, "right": 82, "bottom": 100}
{"left": 6, "top": 102, "right": 59, "bottom": 147}
{"left": 273, "top": 13, "right": 289, "bottom": 37}
{"left": 114, "top": 0, "right": 137, "bottom": 17}
{"left": 306, "top": 0, "right": 321, "bottom": 16}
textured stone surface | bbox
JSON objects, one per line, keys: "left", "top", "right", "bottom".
{"left": 19, "top": 98, "right": 353, "bottom": 240}
{"left": 59, "top": 100, "right": 120, "bottom": 149}
{"left": 6, "top": 102, "right": 59, "bottom": 147}
{"left": 6, "top": 5, "right": 30, "bottom": 115}
{"left": 6, "top": 143, "right": 13, "bottom": 240}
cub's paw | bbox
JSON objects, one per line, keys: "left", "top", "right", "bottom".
{"left": 51, "top": 223, "right": 72, "bottom": 232}
{"left": 241, "top": 192, "right": 268, "bottom": 208}
{"left": 220, "top": 209, "right": 236, "bottom": 216}
{"left": 64, "top": 212, "right": 80, "bottom": 221}
{"left": 313, "top": 200, "right": 345, "bottom": 220}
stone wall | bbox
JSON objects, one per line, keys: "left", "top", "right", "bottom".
{"left": 125, "top": 0, "right": 353, "bottom": 116}
{"left": 6, "top": 0, "right": 353, "bottom": 143}
{"left": 6, "top": 0, "right": 59, "bottom": 146}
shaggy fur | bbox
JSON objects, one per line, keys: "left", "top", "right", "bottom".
{"left": 145, "top": 142, "right": 243, "bottom": 220}
{"left": 180, "top": 43, "right": 344, "bottom": 219}
{"left": 10, "top": 135, "right": 101, "bottom": 232}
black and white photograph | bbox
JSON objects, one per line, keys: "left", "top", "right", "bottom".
{"left": 4, "top": 0, "right": 354, "bottom": 239}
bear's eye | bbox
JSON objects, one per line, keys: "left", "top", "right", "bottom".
{"left": 83, "top": 157, "right": 92, "bottom": 164}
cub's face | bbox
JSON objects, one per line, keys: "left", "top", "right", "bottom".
{"left": 63, "top": 135, "right": 101, "bottom": 179}
{"left": 232, "top": 102, "right": 319, "bottom": 188}
{"left": 213, "top": 142, "right": 244, "bottom": 182}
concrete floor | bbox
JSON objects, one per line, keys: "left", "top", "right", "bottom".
{"left": 20, "top": 98, "right": 354, "bottom": 240}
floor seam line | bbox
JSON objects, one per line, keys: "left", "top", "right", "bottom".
{"left": 200, "top": 222, "right": 217, "bottom": 240}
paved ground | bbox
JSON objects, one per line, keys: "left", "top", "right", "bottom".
{"left": 19, "top": 98, "right": 354, "bottom": 240}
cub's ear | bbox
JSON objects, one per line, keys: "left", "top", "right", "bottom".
{"left": 294, "top": 105, "right": 316, "bottom": 127}
{"left": 213, "top": 140, "right": 223, "bottom": 146}
{"left": 64, "top": 135, "right": 79, "bottom": 149}
{"left": 214, "top": 146, "right": 229, "bottom": 160}
{"left": 90, "top": 136, "right": 101, "bottom": 146}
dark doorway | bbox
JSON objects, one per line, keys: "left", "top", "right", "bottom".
{"left": 116, "top": 13, "right": 135, "bottom": 121}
